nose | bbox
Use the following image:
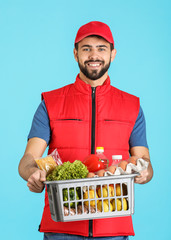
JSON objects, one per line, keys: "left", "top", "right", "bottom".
{"left": 88, "top": 49, "right": 99, "bottom": 60}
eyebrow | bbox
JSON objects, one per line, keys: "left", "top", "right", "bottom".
{"left": 81, "top": 44, "right": 108, "bottom": 48}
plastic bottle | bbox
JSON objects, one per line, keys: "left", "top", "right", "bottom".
{"left": 96, "top": 147, "right": 109, "bottom": 169}
{"left": 112, "top": 155, "right": 122, "bottom": 166}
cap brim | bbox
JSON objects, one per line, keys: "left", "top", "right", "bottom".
{"left": 75, "top": 32, "right": 113, "bottom": 44}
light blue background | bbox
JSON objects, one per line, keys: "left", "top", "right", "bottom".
{"left": 0, "top": 0, "right": 170, "bottom": 239}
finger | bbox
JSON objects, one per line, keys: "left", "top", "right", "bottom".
{"left": 135, "top": 177, "right": 147, "bottom": 184}
{"left": 28, "top": 185, "right": 44, "bottom": 193}
{"left": 27, "top": 181, "right": 44, "bottom": 192}
{"left": 135, "top": 179, "right": 142, "bottom": 184}
{"left": 135, "top": 176, "right": 142, "bottom": 182}
{"left": 134, "top": 175, "right": 142, "bottom": 182}
{"left": 29, "top": 171, "right": 45, "bottom": 188}
{"left": 27, "top": 170, "right": 46, "bottom": 192}
{"left": 27, "top": 179, "right": 44, "bottom": 191}
{"left": 27, "top": 182, "right": 40, "bottom": 192}
{"left": 33, "top": 178, "right": 45, "bottom": 188}
{"left": 27, "top": 177, "right": 43, "bottom": 190}
{"left": 40, "top": 171, "right": 46, "bottom": 182}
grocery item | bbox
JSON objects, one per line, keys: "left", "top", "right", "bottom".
{"left": 123, "top": 198, "right": 128, "bottom": 211}
{"left": 112, "top": 155, "right": 122, "bottom": 166}
{"left": 108, "top": 185, "right": 115, "bottom": 197}
{"left": 128, "top": 156, "right": 138, "bottom": 165}
{"left": 105, "top": 158, "right": 149, "bottom": 175}
{"left": 118, "top": 160, "right": 128, "bottom": 171}
{"left": 96, "top": 147, "right": 109, "bottom": 169}
{"left": 35, "top": 148, "right": 62, "bottom": 175}
{"left": 97, "top": 200, "right": 113, "bottom": 212}
{"left": 106, "top": 165, "right": 116, "bottom": 174}
{"left": 116, "top": 198, "right": 122, "bottom": 211}
{"left": 115, "top": 198, "right": 128, "bottom": 211}
{"left": 96, "top": 169, "right": 106, "bottom": 177}
{"left": 116, "top": 184, "right": 121, "bottom": 196}
{"left": 63, "top": 188, "right": 80, "bottom": 208}
{"left": 63, "top": 206, "right": 76, "bottom": 216}
{"left": 46, "top": 160, "right": 88, "bottom": 181}
{"left": 83, "top": 154, "right": 105, "bottom": 172}
{"left": 97, "top": 185, "right": 114, "bottom": 198}
{"left": 83, "top": 189, "right": 99, "bottom": 207}
{"left": 87, "top": 172, "right": 96, "bottom": 178}
{"left": 111, "top": 199, "right": 115, "bottom": 211}
{"left": 77, "top": 204, "right": 100, "bottom": 214}
{"left": 97, "top": 186, "right": 108, "bottom": 198}
{"left": 83, "top": 147, "right": 109, "bottom": 172}
{"left": 35, "top": 155, "right": 57, "bottom": 175}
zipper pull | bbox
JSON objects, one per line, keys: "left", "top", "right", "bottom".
{"left": 92, "top": 87, "right": 96, "bottom": 95}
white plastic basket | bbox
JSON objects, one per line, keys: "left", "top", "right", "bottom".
{"left": 45, "top": 174, "right": 137, "bottom": 222}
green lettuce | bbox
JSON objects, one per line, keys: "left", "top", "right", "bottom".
{"left": 46, "top": 160, "right": 89, "bottom": 181}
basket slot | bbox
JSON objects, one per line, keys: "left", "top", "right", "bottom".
{"left": 123, "top": 197, "right": 129, "bottom": 211}
{"left": 76, "top": 201, "right": 83, "bottom": 215}
{"left": 97, "top": 199, "right": 111, "bottom": 213}
{"left": 122, "top": 183, "right": 128, "bottom": 196}
{"left": 115, "top": 183, "right": 120, "bottom": 196}
{"left": 110, "top": 198, "right": 116, "bottom": 212}
{"left": 116, "top": 198, "right": 122, "bottom": 211}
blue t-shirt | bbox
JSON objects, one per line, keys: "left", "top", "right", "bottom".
{"left": 28, "top": 100, "right": 148, "bottom": 149}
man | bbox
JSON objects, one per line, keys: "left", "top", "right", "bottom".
{"left": 18, "top": 21, "right": 153, "bottom": 240}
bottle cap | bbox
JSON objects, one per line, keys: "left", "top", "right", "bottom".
{"left": 112, "top": 155, "right": 122, "bottom": 160}
{"left": 96, "top": 147, "right": 104, "bottom": 152}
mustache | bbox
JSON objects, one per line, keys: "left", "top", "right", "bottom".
{"left": 84, "top": 60, "right": 104, "bottom": 64}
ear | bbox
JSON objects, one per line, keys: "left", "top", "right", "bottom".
{"left": 74, "top": 48, "right": 78, "bottom": 62}
{"left": 111, "top": 48, "right": 117, "bottom": 62}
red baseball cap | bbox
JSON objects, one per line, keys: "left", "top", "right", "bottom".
{"left": 75, "top": 21, "right": 114, "bottom": 47}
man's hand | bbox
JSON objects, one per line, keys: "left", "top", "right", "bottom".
{"left": 130, "top": 146, "right": 153, "bottom": 184}
{"left": 134, "top": 168, "right": 149, "bottom": 184}
{"left": 18, "top": 137, "right": 48, "bottom": 192}
{"left": 27, "top": 169, "right": 46, "bottom": 193}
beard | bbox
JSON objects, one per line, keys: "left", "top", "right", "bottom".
{"left": 78, "top": 58, "right": 111, "bottom": 80}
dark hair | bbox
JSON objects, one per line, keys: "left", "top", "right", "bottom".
{"left": 74, "top": 35, "right": 114, "bottom": 51}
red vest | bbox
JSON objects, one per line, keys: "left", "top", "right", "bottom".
{"left": 39, "top": 75, "right": 140, "bottom": 237}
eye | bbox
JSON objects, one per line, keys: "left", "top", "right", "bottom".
{"left": 82, "top": 48, "right": 91, "bottom": 52}
{"left": 98, "top": 48, "right": 106, "bottom": 52}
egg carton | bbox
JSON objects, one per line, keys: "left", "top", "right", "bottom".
{"left": 106, "top": 158, "right": 149, "bottom": 176}
{"left": 45, "top": 173, "right": 138, "bottom": 222}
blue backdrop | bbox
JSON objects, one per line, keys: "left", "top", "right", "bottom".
{"left": 0, "top": 0, "right": 170, "bottom": 239}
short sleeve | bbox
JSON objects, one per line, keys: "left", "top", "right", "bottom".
{"left": 28, "top": 100, "right": 51, "bottom": 145}
{"left": 129, "top": 106, "right": 148, "bottom": 149}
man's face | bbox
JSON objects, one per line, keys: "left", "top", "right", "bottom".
{"left": 74, "top": 36, "right": 114, "bottom": 81}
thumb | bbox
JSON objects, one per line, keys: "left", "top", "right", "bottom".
{"left": 40, "top": 170, "right": 46, "bottom": 182}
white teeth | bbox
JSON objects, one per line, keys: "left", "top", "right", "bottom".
{"left": 89, "top": 63, "right": 100, "bottom": 67}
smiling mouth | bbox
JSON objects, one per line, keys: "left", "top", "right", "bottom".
{"left": 86, "top": 62, "right": 103, "bottom": 69}
{"left": 88, "top": 63, "right": 101, "bottom": 67}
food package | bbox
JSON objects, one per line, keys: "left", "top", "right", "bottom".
{"left": 35, "top": 148, "right": 62, "bottom": 175}
{"left": 105, "top": 158, "right": 149, "bottom": 176}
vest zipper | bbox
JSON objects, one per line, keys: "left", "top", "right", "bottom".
{"left": 91, "top": 87, "right": 96, "bottom": 154}
{"left": 89, "top": 87, "right": 96, "bottom": 237}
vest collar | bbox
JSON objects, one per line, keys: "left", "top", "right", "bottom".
{"left": 74, "top": 74, "right": 111, "bottom": 95}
